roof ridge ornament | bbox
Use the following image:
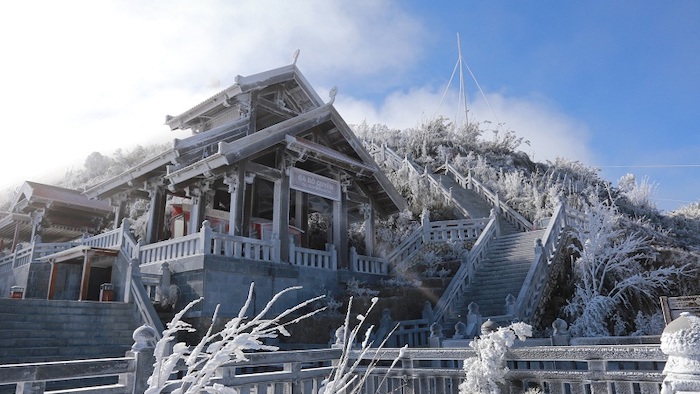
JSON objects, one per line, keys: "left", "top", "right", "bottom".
{"left": 328, "top": 86, "right": 338, "bottom": 104}
{"left": 292, "top": 49, "right": 300, "bottom": 65}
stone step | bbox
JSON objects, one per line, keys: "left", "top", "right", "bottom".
{"left": 0, "top": 299, "right": 130, "bottom": 311}
{"left": 0, "top": 345, "right": 132, "bottom": 363}
{"left": 0, "top": 310, "right": 132, "bottom": 322}
{"left": 0, "top": 320, "right": 136, "bottom": 331}
{"left": 0, "top": 298, "right": 140, "bottom": 364}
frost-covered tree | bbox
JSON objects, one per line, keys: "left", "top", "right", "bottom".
{"left": 564, "top": 197, "right": 688, "bottom": 336}
{"left": 617, "top": 173, "right": 657, "bottom": 212}
{"left": 459, "top": 322, "right": 532, "bottom": 394}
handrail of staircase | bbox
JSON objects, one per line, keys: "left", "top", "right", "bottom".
{"left": 433, "top": 211, "right": 499, "bottom": 325}
{"left": 385, "top": 216, "right": 487, "bottom": 269}
{"left": 129, "top": 269, "right": 164, "bottom": 339}
{"left": 386, "top": 225, "right": 424, "bottom": 268}
{"left": 513, "top": 203, "right": 584, "bottom": 322}
{"left": 116, "top": 220, "right": 164, "bottom": 339}
{"left": 368, "top": 141, "right": 532, "bottom": 230}
{"left": 441, "top": 162, "right": 533, "bottom": 232}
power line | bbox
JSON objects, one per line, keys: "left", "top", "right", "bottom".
{"left": 596, "top": 164, "right": 700, "bottom": 169}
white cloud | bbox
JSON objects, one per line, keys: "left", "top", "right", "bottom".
{"left": 0, "top": 0, "right": 427, "bottom": 190}
{"left": 335, "top": 87, "right": 595, "bottom": 165}
{"left": 0, "top": 0, "right": 594, "bottom": 195}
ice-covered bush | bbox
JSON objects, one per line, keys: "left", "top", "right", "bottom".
{"left": 459, "top": 322, "right": 533, "bottom": 394}
{"left": 146, "top": 283, "right": 324, "bottom": 393}
{"left": 345, "top": 277, "right": 379, "bottom": 298}
{"left": 564, "top": 197, "right": 689, "bottom": 336}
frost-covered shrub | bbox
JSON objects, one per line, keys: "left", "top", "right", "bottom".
{"left": 374, "top": 209, "right": 419, "bottom": 258}
{"left": 459, "top": 322, "right": 533, "bottom": 394}
{"left": 632, "top": 311, "right": 665, "bottom": 336}
{"left": 146, "top": 284, "right": 324, "bottom": 393}
{"left": 345, "top": 277, "right": 379, "bottom": 298}
{"left": 564, "top": 197, "right": 689, "bottom": 336}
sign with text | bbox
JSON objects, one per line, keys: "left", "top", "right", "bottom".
{"left": 289, "top": 168, "right": 341, "bottom": 201}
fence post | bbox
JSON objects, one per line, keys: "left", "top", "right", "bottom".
{"left": 421, "top": 210, "right": 431, "bottom": 242}
{"left": 505, "top": 294, "right": 516, "bottom": 317}
{"left": 272, "top": 234, "right": 281, "bottom": 263}
{"left": 328, "top": 243, "right": 337, "bottom": 270}
{"left": 15, "top": 381, "right": 46, "bottom": 393}
{"left": 660, "top": 312, "right": 700, "bottom": 394}
{"left": 534, "top": 238, "right": 544, "bottom": 262}
{"left": 288, "top": 237, "right": 295, "bottom": 265}
{"left": 349, "top": 246, "right": 357, "bottom": 272}
{"left": 490, "top": 209, "right": 501, "bottom": 237}
{"left": 122, "top": 325, "right": 157, "bottom": 394}
{"left": 199, "top": 220, "right": 212, "bottom": 254}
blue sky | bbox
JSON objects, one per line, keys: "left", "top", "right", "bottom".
{"left": 0, "top": 1, "right": 698, "bottom": 211}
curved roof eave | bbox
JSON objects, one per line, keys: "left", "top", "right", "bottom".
{"left": 165, "top": 64, "right": 324, "bottom": 131}
{"left": 84, "top": 148, "right": 179, "bottom": 200}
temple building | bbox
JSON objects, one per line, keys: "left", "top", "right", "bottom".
{"left": 0, "top": 62, "right": 407, "bottom": 321}
{"left": 0, "top": 181, "right": 112, "bottom": 298}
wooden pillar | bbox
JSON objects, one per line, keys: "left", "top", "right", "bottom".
{"left": 112, "top": 197, "right": 128, "bottom": 230}
{"left": 293, "top": 190, "right": 303, "bottom": 230}
{"left": 188, "top": 184, "right": 211, "bottom": 235}
{"left": 11, "top": 221, "right": 20, "bottom": 252}
{"left": 363, "top": 202, "right": 375, "bottom": 257}
{"left": 79, "top": 251, "right": 92, "bottom": 301}
{"left": 248, "top": 91, "right": 258, "bottom": 134}
{"left": 242, "top": 176, "right": 255, "bottom": 237}
{"left": 299, "top": 193, "right": 308, "bottom": 247}
{"left": 29, "top": 209, "right": 44, "bottom": 243}
{"left": 272, "top": 174, "right": 290, "bottom": 262}
{"left": 333, "top": 187, "right": 348, "bottom": 269}
{"left": 145, "top": 185, "right": 167, "bottom": 244}
{"left": 46, "top": 261, "right": 58, "bottom": 300}
{"left": 224, "top": 171, "right": 245, "bottom": 236}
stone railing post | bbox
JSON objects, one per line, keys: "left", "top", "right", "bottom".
{"left": 505, "top": 294, "right": 516, "bottom": 316}
{"left": 288, "top": 237, "right": 295, "bottom": 265}
{"left": 429, "top": 322, "right": 443, "bottom": 348}
{"left": 534, "top": 238, "right": 544, "bottom": 258}
{"left": 15, "top": 381, "right": 46, "bottom": 393}
{"left": 349, "top": 246, "right": 358, "bottom": 272}
{"left": 271, "top": 234, "right": 280, "bottom": 263}
{"left": 551, "top": 318, "right": 571, "bottom": 346}
{"left": 466, "top": 302, "right": 482, "bottom": 338}
{"left": 199, "top": 220, "right": 212, "bottom": 254}
{"left": 421, "top": 209, "right": 431, "bottom": 242}
{"left": 453, "top": 321, "right": 468, "bottom": 339}
{"left": 490, "top": 208, "right": 500, "bottom": 237}
{"left": 331, "top": 325, "right": 346, "bottom": 349}
{"left": 661, "top": 312, "right": 700, "bottom": 394}
{"left": 422, "top": 300, "right": 434, "bottom": 324}
{"left": 327, "top": 243, "right": 337, "bottom": 270}
{"left": 121, "top": 325, "right": 157, "bottom": 394}
{"left": 375, "top": 308, "right": 394, "bottom": 346}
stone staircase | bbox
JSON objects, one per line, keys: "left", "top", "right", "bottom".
{"left": 434, "top": 173, "right": 492, "bottom": 219}
{"left": 0, "top": 298, "right": 139, "bottom": 365}
{"left": 442, "top": 229, "right": 544, "bottom": 331}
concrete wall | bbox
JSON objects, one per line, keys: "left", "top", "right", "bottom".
{"left": 146, "top": 255, "right": 384, "bottom": 320}
{"left": 0, "top": 263, "right": 52, "bottom": 299}
{"left": 27, "top": 262, "right": 51, "bottom": 299}
{"left": 50, "top": 263, "right": 82, "bottom": 300}
{"left": 0, "top": 266, "right": 17, "bottom": 298}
